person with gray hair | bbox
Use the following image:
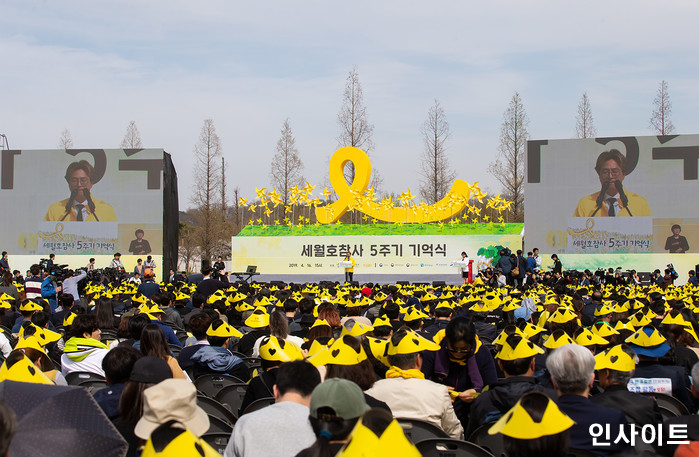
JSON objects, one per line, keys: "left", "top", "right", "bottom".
{"left": 590, "top": 344, "right": 663, "bottom": 426}
{"left": 547, "top": 344, "right": 628, "bottom": 456}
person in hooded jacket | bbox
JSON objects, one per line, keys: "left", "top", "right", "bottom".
{"left": 191, "top": 319, "right": 251, "bottom": 381}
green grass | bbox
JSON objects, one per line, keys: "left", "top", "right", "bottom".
{"left": 237, "top": 222, "right": 523, "bottom": 237}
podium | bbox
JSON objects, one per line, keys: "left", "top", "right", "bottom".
{"left": 450, "top": 260, "right": 475, "bottom": 283}
{"left": 338, "top": 261, "right": 353, "bottom": 268}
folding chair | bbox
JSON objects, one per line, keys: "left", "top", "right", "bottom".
{"left": 241, "top": 397, "right": 275, "bottom": 415}
{"left": 197, "top": 395, "right": 237, "bottom": 426}
{"left": 194, "top": 374, "right": 246, "bottom": 398}
{"left": 396, "top": 417, "right": 449, "bottom": 444}
{"left": 415, "top": 438, "right": 494, "bottom": 457}
{"left": 214, "top": 383, "right": 249, "bottom": 417}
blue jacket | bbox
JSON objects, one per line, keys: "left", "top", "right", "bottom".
{"left": 41, "top": 277, "right": 58, "bottom": 311}
{"left": 556, "top": 394, "right": 628, "bottom": 456}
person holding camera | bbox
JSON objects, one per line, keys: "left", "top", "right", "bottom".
{"left": 62, "top": 268, "right": 87, "bottom": 302}
{"left": 41, "top": 268, "right": 61, "bottom": 312}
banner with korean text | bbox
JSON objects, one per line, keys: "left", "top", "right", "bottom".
{"left": 230, "top": 234, "right": 522, "bottom": 275}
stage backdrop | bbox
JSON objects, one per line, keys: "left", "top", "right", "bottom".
{"left": 230, "top": 234, "right": 522, "bottom": 276}
{"left": 525, "top": 135, "right": 698, "bottom": 255}
{"left": 0, "top": 148, "right": 178, "bottom": 276}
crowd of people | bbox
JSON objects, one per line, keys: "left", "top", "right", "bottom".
{"left": 0, "top": 256, "right": 698, "bottom": 457}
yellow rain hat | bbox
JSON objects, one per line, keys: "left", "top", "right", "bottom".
{"left": 308, "top": 336, "right": 367, "bottom": 367}
{"left": 543, "top": 331, "right": 575, "bottom": 349}
{"left": 548, "top": 308, "right": 578, "bottom": 324}
{"left": 306, "top": 338, "right": 334, "bottom": 358}
{"left": 495, "top": 337, "right": 544, "bottom": 361}
{"left": 387, "top": 330, "right": 440, "bottom": 356}
{"left": 573, "top": 328, "right": 609, "bottom": 347}
{"left": 141, "top": 427, "right": 221, "bottom": 457}
{"left": 402, "top": 307, "right": 428, "bottom": 323}
{"left": 337, "top": 418, "right": 421, "bottom": 457}
{"left": 493, "top": 327, "right": 527, "bottom": 346}
{"left": 206, "top": 320, "right": 243, "bottom": 338}
{"left": 244, "top": 308, "right": 270, "bottom": 329}
{"left": 521, "top": 323, "right": 547, "bottom": 339}
{"left": 340, "top": 319, "right": 374, "bottom": 338}
{"left": 594, "top": 305, "right": 613, "bottom": 317}
{"left": 372, "top": 316, "right": 391, "bottom": 328}
{"left": 595, "top": 345, "right": 636, "bottom": 372}
{"left": 310, "top": 318, "right": 331, "bottom": 329}
{"left": 259, "top": 336, "right": 303, "bottom": 362}
{"left": 488, "top": 393, "right": 575, "bottom": 439}
{"left": 0, "top": 354, "right": 53, "bottom": 384}
{"left": 63, "top": 312, "right": 77, "bottom": 327}
{"left": 235, "top": 302, "right": 254, "bottom": 313}
{"left": 590, "top": 322, "right": 619, "bottom": 339}
{"left": 19, "top": 301, "right": 43, "bottom": 312}
{"left": 365, "top": 337, "right": 390, "bottom": 367}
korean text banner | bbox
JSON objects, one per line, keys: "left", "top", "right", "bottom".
{"left": 525, "top": 135, "right": 698, "bottom": 255}
{"left": 1, "top": 149, "right": 165, "bottom": 255}
{"left": 230, "top": 234, "right": 522, "bottom": 275}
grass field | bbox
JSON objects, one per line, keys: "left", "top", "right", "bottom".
{"left": 237, "top": 223, "right": 523, "bottom": 237}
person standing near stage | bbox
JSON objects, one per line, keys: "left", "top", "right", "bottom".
{"left": 0, "top": 252, "right": 9, "bottom": 273}
{"left": 343, "top": 251, "right": 355, "bottom": 283}
{"left": 458, "top": 251, "right": 469, "bottom": 284}
{"left": 213, "top": 256, "right": 226, "bottom": 280}
{"left": 549, "top": 254, "right": 562, "bottom": 275}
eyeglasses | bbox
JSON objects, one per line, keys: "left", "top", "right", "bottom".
{"left": 446, "top": 344, "right": 472, "bottom": 354}
{"left": 68, "top": 177, "right": 90, "bottom": 185}
{"left": 599, "top": 168, "right": 622, "bottom": 178}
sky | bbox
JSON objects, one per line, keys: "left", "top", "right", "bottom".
{"left": 1, "top": 0, "right": 698, "bottom": 209}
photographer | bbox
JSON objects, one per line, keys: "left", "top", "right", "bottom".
{"left": 41, "top": 268, "right": 61, "bottom": 312}
{"left": 662, "top": 264, "right": 678, "bottom": 289}
{"left": 62, "top": 268, "right": 87, "bottom": 302}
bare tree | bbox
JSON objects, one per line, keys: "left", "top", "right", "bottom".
{"left": 575, "top": 92, "right": 597, "bottom": 138}
{"left": 488, "top": 92, "right": 529, "bottom": 222}
{"left": 221, "top": 157, "right": 228, "bottom": 215}
{"left": 58, "top": 129, "right": 73, "bottom": 149}
{"left": 418, "top": 100, "right": 456, "bottom": 204}
{"left": 270, "top": 118, "right": 304, "bottom": 205}
{"left": 649, "top": 80, "right": 675, "bottom": 135}
{"left": 120, "top": 120, "right": 143, "bottom": 148}
{"left": 191, "top": 119, "right": 223, "bottom": 264}
{"left": 178, "top": 222, "right": 199, "bottom": 273}
{"left": 337, "top": 66, "right": 375, "bottom": 186}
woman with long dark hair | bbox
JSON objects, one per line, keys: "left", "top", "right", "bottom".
{"left": 139, "top": 324, "right": 186, "bottom": 379}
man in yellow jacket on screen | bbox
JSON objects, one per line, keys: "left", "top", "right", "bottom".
{"left": 573, "top": 149, "right": 651, "bottom": 217}
{"left": 45, "top": 160, "right": 117, "bottom": 222}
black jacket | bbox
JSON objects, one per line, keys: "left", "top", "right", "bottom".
{"left": 466, "top": 376, "right": 557, "bottom": 437}
{"left": 590, "top": 384, "right": 663, "bottom": 426}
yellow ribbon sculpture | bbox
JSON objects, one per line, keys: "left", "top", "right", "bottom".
{"left": 316, "top": 147, "right": 473, "bottom": 224}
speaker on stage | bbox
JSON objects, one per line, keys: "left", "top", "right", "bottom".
{"left": 201, "top": 259, "right": 210, "bottom": 271}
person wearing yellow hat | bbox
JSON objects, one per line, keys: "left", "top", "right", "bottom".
{"left": 590, "top": 344, "right": 663, "bottom": 426}
{"left": 61, "top": 314, "right": 111, "bottom": 378}
{"left": 660, "top": 310, "right": 699, "bottom": 372}
{"left": 239, "top": 335, "right": 303, "bottom": 415}
{"left": 336, "top": 407, "right": 420, "bottom": 457}
{"left": 626, "top": 326, "right": 694, "bottom": 412}
{"left": 11, "top": 299, "right": 44, "bottom": 333}
{"left": 422, "top": 302, "right": 453, "bottom": 340}
{"left": 251, "top": 309, "right": 304, "bottom": 358}
{"left": 421, "top": 317, "right": 498, "bottom": 428}
{"left": 546, "top": 344, "right": 628, "bottom": 456}
{"left": 12, "top": 335, "right": 66, "bottom": 384}
{"left": 238, "top": 308, "right": 271, "bottom": 357}
{"left": 191, "top": 319, "right": 250, "bottom": 381}
{"left": 365, "top": 329, "right": 463, "bottom": 439}
{"left": 466, "top": 335, "right": 556, "bottom": 437}
{"left": 488, "top": 391, "right": 574, "bottom": 457}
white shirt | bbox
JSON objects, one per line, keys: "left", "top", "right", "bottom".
{"left": 72, "top": 200, "right": 89, "bottom": 220}
{"left": 604, "top": 193, "right": 621, "bottom": 215}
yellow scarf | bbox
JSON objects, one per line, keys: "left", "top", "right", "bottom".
{"left": 386, "top": 366, "right": 425, "bottom": 380}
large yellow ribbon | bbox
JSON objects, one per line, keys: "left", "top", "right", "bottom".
{"left": 316, "top": 147, "right": 472, "bottom": 224}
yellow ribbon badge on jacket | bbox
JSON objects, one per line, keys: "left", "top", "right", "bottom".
{"left": 488, "top": 393, "right": 575, "bottom": 439}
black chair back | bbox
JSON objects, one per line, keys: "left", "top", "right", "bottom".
{"left": 396, "top": 417, "right": 449, "bottom": 444}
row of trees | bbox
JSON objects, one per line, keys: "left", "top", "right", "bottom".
{"left": 53, "top": 73, "right": 679, "bottom": 268}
